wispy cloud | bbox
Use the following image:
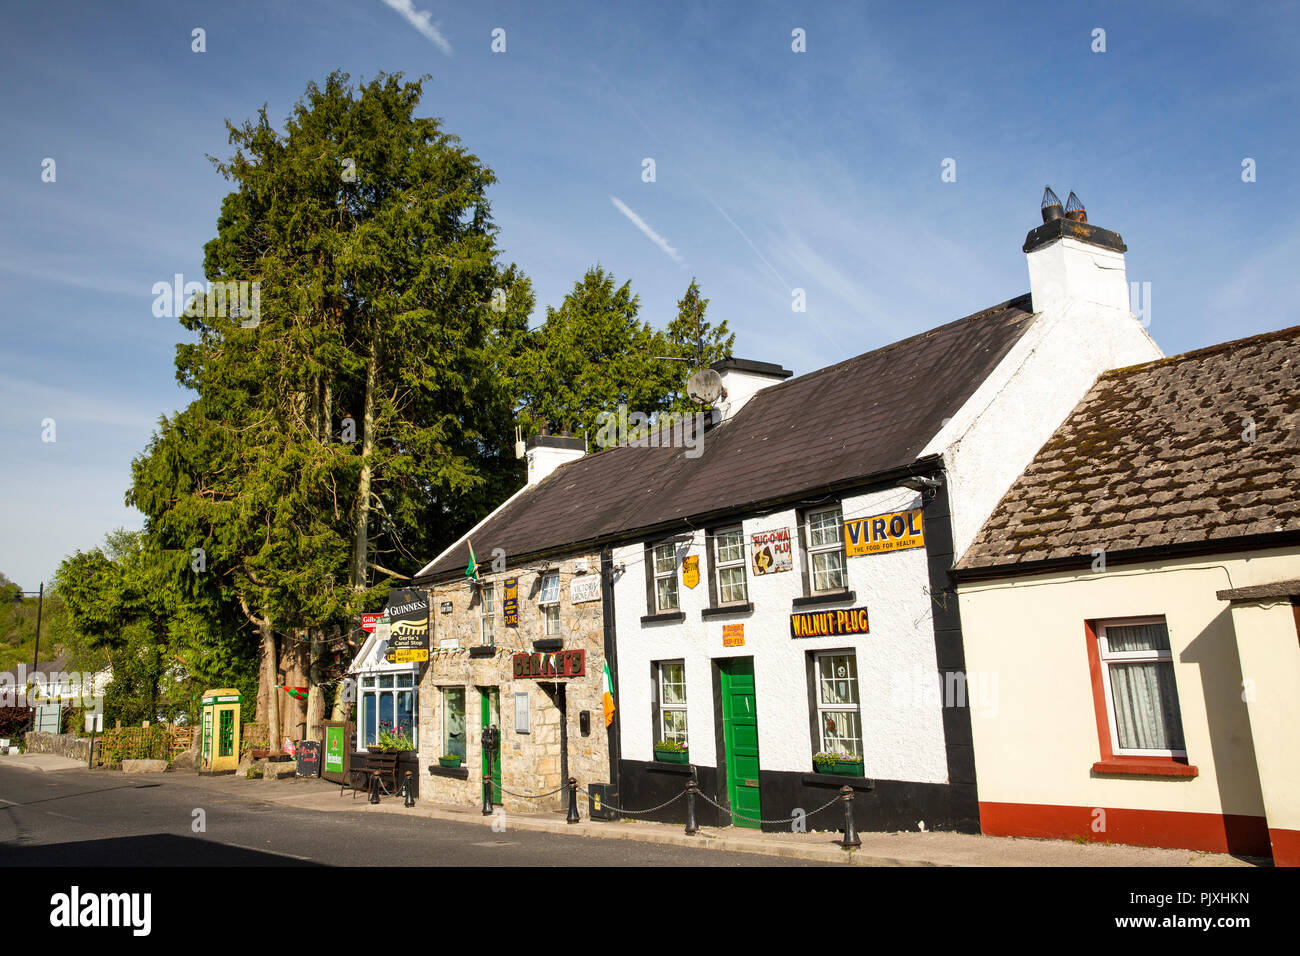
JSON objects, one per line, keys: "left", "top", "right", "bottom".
{"left": 380, "top": 0, "right": 452, "bottom": 55}
{"left": 0, "top": 373, "right": 165, "bottom": 431}
{"left": 609, "top": 196, "right": 685, "bottom": 266}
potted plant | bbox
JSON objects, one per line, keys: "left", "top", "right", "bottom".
{"left": 653, "top": 739, "right": 689, "bottom": 764}
{"left": 813, "top": 751, "right": 864, "bottom": 777}
{"left": 369, "top": 723, "right": 415, "bottom": 754}
{"left": 438, "top": 753, "right": 463, "bottom": 768}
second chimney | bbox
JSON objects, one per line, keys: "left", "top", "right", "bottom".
{"left": 1024, "top": 188, "right": 1131, "bottom": 318}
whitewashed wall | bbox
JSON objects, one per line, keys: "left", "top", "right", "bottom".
{"left": 923, "top": 247, "right": 1163, "bottom": 560}
{"left": 613, "top": 484, "right": 950, "bottom": 784}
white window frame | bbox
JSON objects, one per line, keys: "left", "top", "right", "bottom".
{"left": 653, "top": 542, "right": 679, "bottom": 612}
{"left": 655, "top": 660, "right": 688, "bottom": 748}
{"left": 1097, "top": 616, "right": 1186, "bottom": 758}
{"left": 713, "top": 526, "right": 748, "bottom": 605}
{"left": 538, "top": 571, "right": 561, "bottom": 636}
{"left": 814, "top": 651, "right": 861, "bottom": 758}
{"left": 357, "top": 670, "right": 419, "bottom": 749}
{"left": 480, "top": 583, "right": 495, "bottom": 645}
{"left": 805, "top": 506, "right": 847, "bottom": 593}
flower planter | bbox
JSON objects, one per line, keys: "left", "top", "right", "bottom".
{"left": 654, "top": 749, "right": 689, "bottom": 765}
{"left": 438, "top": 756, "right": 463, "bottom": 768}
{"left": 816, "top": 760, "right": 864, "bottom": 777}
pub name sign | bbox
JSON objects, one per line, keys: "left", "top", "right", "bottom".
{"left": 512, "top": 649, "right": 587, "bottom": 679}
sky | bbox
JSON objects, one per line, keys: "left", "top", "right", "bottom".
{"left": 1, "top": 0, "right": 1297, "bottom": 589}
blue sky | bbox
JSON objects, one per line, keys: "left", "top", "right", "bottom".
{"left": 2, "top": 0, "right": 1297, "bottom": 588}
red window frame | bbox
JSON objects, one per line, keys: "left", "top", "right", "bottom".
{"left": 1084, "top": 619, "right": 1198, "bottom": 777}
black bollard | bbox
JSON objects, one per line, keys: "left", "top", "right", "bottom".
{"left": 566, "top": 777, "right": 580, "bottom": 824}
{"left": 482, "top": 749, "right": 494, "bottom": 815}
{"left": 684, "top": 767, "right": 698, "bottom": 836}
{"left": 403, "top": 771, "right": 415, "bottom": 807}
{"left": 369, "top": 771, "right": 380, "bottom": 804}
{"left": 838, "top": 785, "right": 860, "bottom": 849}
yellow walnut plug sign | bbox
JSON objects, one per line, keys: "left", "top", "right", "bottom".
{"left": 844, "top": 508, "right": 924, "bottom": 556}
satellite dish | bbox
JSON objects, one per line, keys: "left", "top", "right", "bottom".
{"left": 687, "top": 368, "right": 723, "bottom": 404}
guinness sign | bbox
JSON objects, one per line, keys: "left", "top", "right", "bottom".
{"left": 384, "top": 588, "right": 430, "bottom": 663}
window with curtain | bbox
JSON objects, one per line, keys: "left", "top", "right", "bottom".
{"left": 805, "top": 507, "right": 847, "bottom": 592}
{"left": 654, "top": 660, "right": 688, "bottom": 747}
{"left": 653, "top": 543, "right": 679, "bottom": 611}
{"left": 539, "top": 572, "right": 560, "bottom": 635}
{"left": 480, "top": 583, "right": 495, "bottom": 645}
{"left": 814, "top": 652, "right": 861, "bottom": 757}
{"left": 1098, "top": 618, "right": 1186, "bottom": 755}
{"left": 713, "top": 527, "right": 748, "bottom": 604}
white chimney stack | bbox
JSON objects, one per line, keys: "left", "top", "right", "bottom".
{"left": 1025, "top": 187, "right": 1133, "bottom": 321}
{"left": 525, "top": 431, "right": 585, "bottom": 486}
{"left": 712, "top": 358, "right": 793, "bottom": 421}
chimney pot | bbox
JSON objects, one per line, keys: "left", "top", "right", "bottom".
{"left": 1040, "top": 186, "right": 1064, "bottom": 223}
{"left": 1064, "top": 191, "right": 1088, "bottom": 223}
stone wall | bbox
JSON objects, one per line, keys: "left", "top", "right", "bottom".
{"left": 24, "top": 731, "right": 91, "bottom": 761}
{"left": 420, "top": 550, "right": 610, "bottom": 816}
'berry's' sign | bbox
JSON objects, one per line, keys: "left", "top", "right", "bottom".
{"left": 512, "top": 649, "right": 586, "bottom": 679}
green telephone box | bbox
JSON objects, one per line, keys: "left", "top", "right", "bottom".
{"left": 200, "top": 688, "right": 242, "bottom": 773}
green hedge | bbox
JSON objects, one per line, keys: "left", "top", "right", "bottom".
{"left": 98, "top": 726, "right": 171, "bottom": 767}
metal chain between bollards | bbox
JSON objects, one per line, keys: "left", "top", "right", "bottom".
{"left": 694, "top": 789, "right": 843, "bottom": 826}
{"left": 487, "top": 779, "right": 569, "bottom": 800}
{"left": 595, "top": 790, "right": 687, "bottom": 816}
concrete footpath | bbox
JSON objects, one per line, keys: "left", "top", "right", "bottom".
{"left": 0, "top": 753, "right": 87, "bottom": 773}
{"left": 173, "top": 769, "right": 1262, "bottom": 868}
{"left": 0, "top": 755, "right": 1265, "bottom": 866}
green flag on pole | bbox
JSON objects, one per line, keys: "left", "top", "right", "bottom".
{"left": 465, "top": 541, "right": 479, "bottom": 581}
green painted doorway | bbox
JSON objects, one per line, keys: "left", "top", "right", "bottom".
{"left": 719, "top": 657, "right": 762, "bottom": 829}
{"left": 480, "top": 687, "right": 502, "bottom": 806}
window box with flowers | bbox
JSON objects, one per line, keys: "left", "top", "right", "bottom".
{"left": 813, "top": 752, "right": 864, "bottom": 777}
{"left": 367, "top": 724, "right": 415, "bottom": 754}
{"left": 653, "top": 739, "right": 690, "bottom": 765}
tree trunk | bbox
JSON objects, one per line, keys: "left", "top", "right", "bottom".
{"left": 259, "top": 618, "right": 279, "bottom": 751}
{"left": 305, "top": 628, "right": 326, "bottom": 740}
{"left": 279, "top": 630, "right": 310, "bottom": 743}
{"left": 350, "top": 324, "right": 378, "bottom": 591}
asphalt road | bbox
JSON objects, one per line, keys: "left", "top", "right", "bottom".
{"left": 0, "top": 766, "right": 811, "bottom": 867}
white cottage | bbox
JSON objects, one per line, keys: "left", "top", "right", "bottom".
{"left": 420, "top": 192, "right": 1162, "bottom": 832}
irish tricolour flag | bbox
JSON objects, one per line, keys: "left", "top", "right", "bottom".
{"left": 603, "top": 661, "right": 616, "bottom": 726}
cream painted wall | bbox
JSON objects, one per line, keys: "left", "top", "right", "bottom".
{"left": 957, "top": 548, "right": 1300, "bottom": 818}
{"left": 1228, "top": 600, "right": 1300, "bottom": 833}
{"left": 612, "top": 484, "right": 951, "bottom": 783}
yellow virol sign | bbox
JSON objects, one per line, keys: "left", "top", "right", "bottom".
{"left": 844, "top": 508, "right": 924, "bottom": 556}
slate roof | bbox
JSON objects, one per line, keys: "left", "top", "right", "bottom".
{"left": 958, "top": 324, "right": 1300, "bottom": 572}
{"left": 419, "top": 295, "right": 1038, "bottom": 580}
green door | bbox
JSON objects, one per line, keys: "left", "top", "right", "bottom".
{"left": 719, "top": 658, "right": 762, "bottom": 829}
{"left": 480, "top": 687, "right": 502, "bottom": 806}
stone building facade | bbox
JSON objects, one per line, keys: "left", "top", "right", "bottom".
{"left": 419, "top": 548, "right": 611, "bottom": 815}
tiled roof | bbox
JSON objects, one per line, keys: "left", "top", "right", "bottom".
{"left": 958, "top": 325, "right": 1300, "bottom": 572}
{"left": 419, "top": 296, "right": 1038, "bottom": 579}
